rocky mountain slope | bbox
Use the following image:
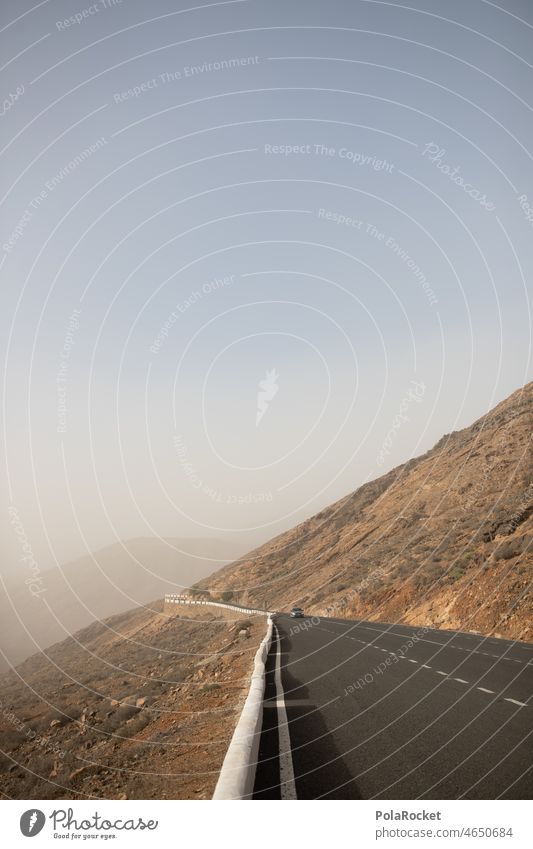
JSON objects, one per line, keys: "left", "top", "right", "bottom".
{"left": 200, "top": 382, "right": 533, "bottom": 641}
{"left": 0, "top": 536, "right": 245, "bottom": 671}
{"left": 0, "top": 601, "right": 265, "bottom": 799}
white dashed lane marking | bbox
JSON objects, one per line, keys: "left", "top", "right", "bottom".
{"left": 317, "top": 627, "right": 530, "bottom": 708}
{"left": 343, "top": 629, "right": 532, "bottom": 666}
{"left": 344, "top": 626, "right": 532, "bottom": 665}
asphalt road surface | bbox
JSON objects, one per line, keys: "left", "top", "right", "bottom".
{"left": 253, "top": 614, "right": 533, "bottom": 799}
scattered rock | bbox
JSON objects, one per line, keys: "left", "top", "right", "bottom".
{"left": 78, "top": 706, "right": 90, "bottom": 735}
{"left": 49, "top": 758, "right": 61, "bottom": 778}
{"left": 69, "top": 765, "right": 91, "bottom": 781}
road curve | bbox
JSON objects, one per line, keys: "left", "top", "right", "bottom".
{"left": 253, "top": 614, "right": 533, "bottom": 799}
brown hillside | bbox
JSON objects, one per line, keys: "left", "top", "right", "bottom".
{"left": 0, "top": 602, "right": 266, "bottom": 800}
{"left": 200, "top": 382, "right": 533, "bottom": 641}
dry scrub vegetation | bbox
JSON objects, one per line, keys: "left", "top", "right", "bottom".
{"left": 202, "top": 382, "right": 532, "bottom": 641}
{"left": 0, "top": 601, "right": 266, "bottom": 799}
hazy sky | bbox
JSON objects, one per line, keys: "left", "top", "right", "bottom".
{"left": 1, "top": 0, "right": 532, "bottom": 575}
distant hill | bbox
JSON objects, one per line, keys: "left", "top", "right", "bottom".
{"left": 200, "top": 382, "right": 533, "bottom": 640}
{"left": 0, "top": 537, "right": 245, "bottom": 671}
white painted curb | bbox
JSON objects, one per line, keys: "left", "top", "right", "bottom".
{"left": 212, "top": 615, "right": 274, "bottom": 800}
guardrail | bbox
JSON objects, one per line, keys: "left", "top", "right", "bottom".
{"left": 165, "top": 593, "right": 274, "bottom": 798}
{"left": 164, "top": 594, "right": 271, "bottom": 616}
{"left": 213, "top": 615, "right": 274, "bottom": 800}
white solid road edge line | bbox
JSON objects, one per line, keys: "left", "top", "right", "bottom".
{"left": 273, "top": 624, "right": 298, "bottom": 800}
{"left": 212, "top": 615, "right": 274, "bottom": 800}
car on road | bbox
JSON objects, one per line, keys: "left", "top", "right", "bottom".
{"left": 290, "top": 607, "right": 304, "bottom": 618}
